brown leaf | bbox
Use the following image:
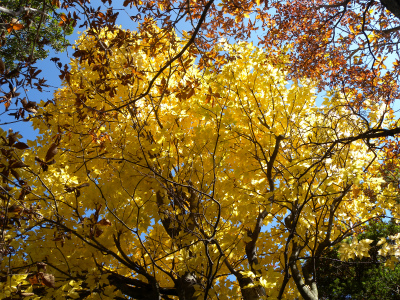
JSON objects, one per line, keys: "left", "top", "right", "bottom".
{"left": 10, "top": 169, "right": 20, "bottom": 180}
{"left": 94, "top": 227, "right": 104, "bottom": 238}
{"left": 25, "top": 107, "right": 38, "bottom": 114}
{"left": 5, "top": 68, "right": 20, "bottom": 78}
{"left": 22, "top": 100, "right": 38, "bottom": 114}
{"left": 36, "top": 262, "right": 47, "bottom": 271}
{"left": 27, "top": 274, "right": 39, "bottom": 285}
{"left": 36, "top": 157, "right": 55, "bottom": 172}
{"left": 13, "top": 142, "right": 29, "bottom": 150}
{"left": 41, "top": 273, "right": 55, "bottom": 288}
{"left": 123, "top": 0, "right": 132, "bottom": 7}
{"left": 45, "top": 143, "right": 58, "bottom": 162}
{"left": 10, "top": 161, "right": 28, "bottom": 168}
{"left": 3, "top": 100, "right": 11, "bottom": 110}
{"left": 8, "top": 131, "right": 20, "bottom": 146}
{"left": 97, "top": 219, "right": 112, "bottom": 226}
{"left": 1, "top": 167, "right": 9, "bottom": 183}
{"left": 21, "top": 97, "right": 27, "bottom": 106}
{"left": 8, "top": 205, "right": 22, "bottom": 213}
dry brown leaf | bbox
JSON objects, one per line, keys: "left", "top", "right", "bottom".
{"left": 98, "top": 219, "right": 112, "bottom": 226}
{"left": 41, "top": 273, "right": 55, "bottom": 288}
{"left": 45, "top": 143, "right": 58, "bottom": 162}
{"left": 10, "top": 161, "right": 28, "bottom": 168}
{"left": 27, "top": 274, "right": 39, "bottom": 285}
{"left": 7, "top": 205, "right": 23, "bottom": 213}
{"left": 94, "top": 227, "right": 104, "bottom": 238}
{"left": 13, "top": 142, "right": 29, "bottom": 150}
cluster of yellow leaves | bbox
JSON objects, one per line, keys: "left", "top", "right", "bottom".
{"left": 338, "top": 237, "right": 374, "bottom": 261}
{"left": 377, "top": 233, "right": 400, "bottom": 268}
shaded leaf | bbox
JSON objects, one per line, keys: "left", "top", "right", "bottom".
{"left": 94, "top": 227, "right": 104, "bottom": 238}
{"left": 10, "top": 169, "right": 20, "bottom": 180}
{"left": 27, "top": 274, "right": 39, "bottom": 285}
{"left": 8, "top": 205, "right": 22, "bottom": 213}
{"left": 40, "top": 273, "right": 55, "bottom": 288}
{"left": 10, "top": 161, "right": 28, "bottom": 168}
{"left": 45, "top": 143, "right": 58, "bottom": 162}
{"left": 36, "top": 262, "right": 47, "bottom": 271}
{"left": 13, "top": 142, "right": 29, "bottom": 150}
{"left": 98, "top": 219, "right": 112, "bottom": 226}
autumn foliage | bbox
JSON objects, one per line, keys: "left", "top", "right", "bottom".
{"left": 0, "top": 24, "right": 399, "bottom": 299}
{"left": 2, "top": 1, "right": 400, "bottom": 300}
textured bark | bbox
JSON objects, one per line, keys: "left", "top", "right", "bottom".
{"left": 176, "top": 272, "right": 198, "bottom": 300}
{"left": 232, "top": 272, "right": 266, "bottom": 300}
{"left": 108, "top": 273, "right": 177, "bottom": 300}
{"left": 156, "top": 190, "right": 199, "bottom": 300}
{"left": 289, "top": 245, "right": 318, "bottom": 300}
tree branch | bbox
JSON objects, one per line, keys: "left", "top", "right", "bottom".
{"left": 316, "top": 0, "right": 351, "bottom": 9}
{"left": 108, "top": 272, "right": 178, "bottom": 300}
{"left": 0, "top": 6, "right": 49, "bottom": 17}
{"left": 289, "top": 244, "right": 318, "bottom": 300}
{"left": 111, "top": 0, "right": 214, "bottom": 112}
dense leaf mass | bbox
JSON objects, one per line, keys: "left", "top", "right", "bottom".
{"left": 1, "top": 26, "right": 400, "bottom": 300}
{"left": 0, "top": 0, "right": 71, "bottom": 121}
{"left": 0, "top": 0, "right": 70, "bottom": 68}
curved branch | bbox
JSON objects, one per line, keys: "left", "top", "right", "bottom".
{"left": 112, "top": 0, "right": 215, "bottom": 113}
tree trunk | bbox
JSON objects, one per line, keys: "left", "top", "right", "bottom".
{"left": 236, "top": 273, "right": 267, "bottom": 300}
{"left": 176, "top": 272, "right": 198, "bottom": 300}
